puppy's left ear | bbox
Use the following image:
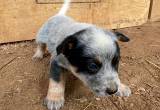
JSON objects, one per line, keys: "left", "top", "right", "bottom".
{"left": 51, "top": 54, "right": 70, "bottom": 70}
{"left": 50, "top": 54, "right": 70, "bottom": 82}
{"left": 113, "top": 31, "right": 130, "bottom": 42}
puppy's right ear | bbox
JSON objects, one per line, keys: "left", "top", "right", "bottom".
{"left": 103, "top": 29, "right": 130, "bottom": 42}
{"left": 56, "top": 30, "right": 86, "bottom": 55}
{"left": 114, "top": 31, "right": 130, "bottom": 42}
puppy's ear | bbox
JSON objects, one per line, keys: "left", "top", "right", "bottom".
{"left": 51, "top": 54, "right": 70, "bottom": 69}
{"left": 50, "top": 54, "right": 70, "bottom": 82}
{"left": 57, "top": 30, "right": 86, "bottom": 55}
{"left": 113, "top": 31, "right": 130, "bottom": 42}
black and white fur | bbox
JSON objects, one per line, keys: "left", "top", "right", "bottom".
{"left": 33, "top": 0, "right": 131, "bottom": 110}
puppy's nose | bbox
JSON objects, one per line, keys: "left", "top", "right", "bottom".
{"left": 106, "top": 82, "right": 118, "bottom": 95}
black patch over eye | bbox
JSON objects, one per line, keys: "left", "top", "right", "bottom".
{"left": 57, "top": 33, "right": 102, "bottom": 75}
{"left": 88, "top": 63, "right": 99, "bottom": 73}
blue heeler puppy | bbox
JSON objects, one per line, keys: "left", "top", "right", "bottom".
{"left": 33, "top": 0, "right": 131, "bottom": 110}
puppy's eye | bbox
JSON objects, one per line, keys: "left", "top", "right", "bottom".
{"left": 88, "top": 63, "right": 99, "bottom": 73}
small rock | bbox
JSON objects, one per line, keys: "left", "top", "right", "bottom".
{"left": 138, "top": 87, "right": 145, "bottom": 92}
{"left": 130, "top": 84, "right": 136, "bottom": 87}
{"left": 135, "top": 92, "right": 140, "bottom": 95}
{"left": 16, "top": 88, "right": 21, "bottom": 93}
{"left": 130, "top": 103, "right": 134, "bottom": 107}
{"left": 6, "top": 51, "right": 14, "bottom": 54}
{"left": 24, "top": 72, "right": 32, "bottom": 75}
{"left": 95, "top": 98, "right": 101, "bottom": 101}
{"left": 80, "top": 98, "right": 87, "bottom": 103}
{"left": 17, "top": 80, "right": 23, "bottom": 83}
{"left": 121, "top": 63, "right": 126, "bottom": 66}
{"left": 135, "top": 87, "right": 146, "bottom": 95}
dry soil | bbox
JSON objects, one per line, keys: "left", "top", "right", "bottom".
{"left": 0, "top": 22, "right": 160, "bottom": 110}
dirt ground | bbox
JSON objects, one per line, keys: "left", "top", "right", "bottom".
{"left": 0, "top": 22, "right": 160, "bottom": 110}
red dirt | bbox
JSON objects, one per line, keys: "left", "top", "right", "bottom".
{"left": 0, "top": 22, "right": 160, "bottom": 110}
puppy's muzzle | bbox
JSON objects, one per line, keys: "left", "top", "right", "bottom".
{"left": 105, "top": 81, "right": 118, "bottom": 95}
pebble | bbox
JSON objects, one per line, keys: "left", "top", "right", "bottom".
{"left": 135, "top": 87, "right": 146, "bottom": 95}
{"left": 130, "top": 103, "right": 134, "bottom": 107}
{"left": 16, "top": 88, "right": 21, "bottom": 93}
{"left": 95, "top": 98, "right": 101, "bottom": 101}
{"left": 80, "top": 98, "right": 87, "bottom": 103}
{"left": 138, "top": 87, "right": 145, "bottom": 92}
{"left": 17, "top": 80, "right": 23, "bottom": 83}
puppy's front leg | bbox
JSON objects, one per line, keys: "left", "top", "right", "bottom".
{"left": 44, "top": 57, "right": 66, "bottom": 110}
{"left": 44, "top": 78, "right": 65, "bottom": 110}
{"left": 116, "top": 83, "right": 131, "bottom": 97}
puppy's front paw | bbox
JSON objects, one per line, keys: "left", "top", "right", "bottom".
{"left": 116, "top": 84, "right": 131, "bottom": 97}
{"left": 44, "top": 97, "right": 64, "bottom": 110}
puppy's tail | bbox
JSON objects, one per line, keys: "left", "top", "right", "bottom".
{"left": 58, "top": 0, "right": 71, "bottom": 15}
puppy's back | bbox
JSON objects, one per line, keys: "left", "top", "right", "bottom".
{"left": 36, "top": 15, "right": 92, "bottom": 55}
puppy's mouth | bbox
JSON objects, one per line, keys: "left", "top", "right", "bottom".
{"left": 94, "top": 90, "right": 118, "bottom": 96}
{"left": 92, "top": 87, "right": 118, "bottom": 96}
{"left": 93, "top": 90, "right": 110, "bottom": 96}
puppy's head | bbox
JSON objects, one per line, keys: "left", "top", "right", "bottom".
{"left": 56, "top": 27, "right": 129, "bottom": 96}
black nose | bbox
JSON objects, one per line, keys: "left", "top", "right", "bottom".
{"left": 105, "top": 88, "right": 118, "bottom": 95}
{"left": 105, "top": 82, "right": 118, "bottom": 95}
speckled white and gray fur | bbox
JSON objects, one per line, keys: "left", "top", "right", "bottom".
{"left": 36, "top": 15, "right": 93, "bottom": 55}
{"left": 35, "top": 13, "right": 122, "bottom": 95}
{"left": 34, "top": 0, "right": 131, "bottom": 109}
{"left": 70, "top": 28, "right": 121, "bottom": 96}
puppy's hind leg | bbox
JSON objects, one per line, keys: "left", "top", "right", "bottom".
{"left": 32, "top": 42, "right": 46, "bottom": 60}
